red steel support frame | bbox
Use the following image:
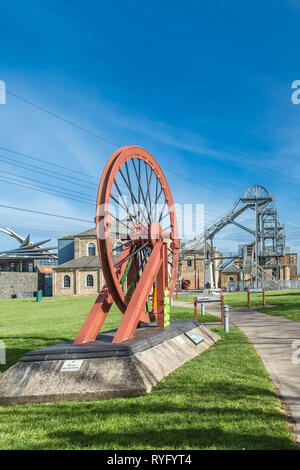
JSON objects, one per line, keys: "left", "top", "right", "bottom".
{"left": 113, "top": 241, "right": 166, "bottom": 342}
{"left": 73, "top": 244, "right": 132, "bottom": 345}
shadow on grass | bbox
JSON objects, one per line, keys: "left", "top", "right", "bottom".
{"left": 39, "top": 426, "right": 294, "bottom": 450}
{"left": 0, "top": 336, "right": 71, "bottom": 373}
{"left": 0, "top": 379, "right": 283, "bottom": 424}
{"left": 1, "top": 389, "right": 295, "bottom": 449}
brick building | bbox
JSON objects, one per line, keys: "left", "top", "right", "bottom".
{"left": 220, "top": 252, "right": 298, "bottom": 289}
{"left": 53, "top": 227, "right": 123, "bottom": 296}
{"left": 179, "top": 241, "right": 223, "bottom": 289}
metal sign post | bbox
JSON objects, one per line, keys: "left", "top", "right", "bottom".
{"left": 224, "top": 305, "right": 229, "bottom": 333}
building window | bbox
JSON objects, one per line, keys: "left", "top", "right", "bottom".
{"left": 87, "top": 242, "right": 96, "bottom": 256}
{"left": 114, "top": 242, "right": 123, "bottom": 256}
{"left": 63, "top": 275, "right": 71, "bottom": 288}
{"left": 187, "top": 259, "right": 192, "bottom": 267}
{"left": 86, "top": 274, "right": 94, "bottom": 287}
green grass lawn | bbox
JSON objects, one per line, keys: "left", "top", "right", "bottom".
{"left": 0, "top": 296, "right": 297, "bottom": 450}
{"left": 224, "top": 290, "right": 300, "bottom": 322}
{"left": 0, "top": 297, "right": 218, "bottom": 372}
{"left": 176, "top": 290, "right": 300, "bottom": 323}
{"left": 176, "top": 294, "right": 198, "bottom": 302}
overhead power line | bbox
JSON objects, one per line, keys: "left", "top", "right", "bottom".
{"left": 0, "top": 203, "right": 92, "bottom": 223}
{"left": 5, "top": 89, "right": 117, "bottom": 147}
{"left": 0, "top": 153, "right": 98, "bottom": 190}
{"left": 0, "top": 169, "right": 95, "bottom": 201}
{"left": 0, "top": 145, "right": 98, "bottom": 181}
{"left": 0, "top": 176, "right": 95, "bottom": 206}
{"left": 3, "top": 87, "right": 236, "bottom": 201}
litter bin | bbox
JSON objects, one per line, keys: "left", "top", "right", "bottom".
{"left": 36, "top": 290, "right": 43, "bottom": 302}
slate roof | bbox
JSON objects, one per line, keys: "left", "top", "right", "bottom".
{"left": 223, "top": 264, "right": 240, "bottom": 273}
{"left": 58, "top": 227, "right": 96, "bottom": 240}
{"left": 54, "top": 256, "right": 100, "bottom": 270}
{"left": 59, "top": 220, "right": 129, "bottom": 240}
{"left": 74, "top": 227, "right": 97, "bottom": 237}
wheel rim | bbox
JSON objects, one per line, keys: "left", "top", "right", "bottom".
{"left": 96, "top": 146, "right": 179, "bottom": 314}
{"left": 244, "top": 185, "right": 269, "bottom": 199}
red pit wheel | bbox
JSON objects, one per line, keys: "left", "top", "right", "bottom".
{"left": 74, "top": 146, "right": 180, "bottom": 344}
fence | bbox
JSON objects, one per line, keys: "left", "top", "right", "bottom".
{"left": 277, "top": 280, "right": 300, "bottom": 290}
{"left": 226, "top": 279, "right": 300, "bottom": 292}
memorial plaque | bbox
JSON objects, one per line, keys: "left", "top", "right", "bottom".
{"left": 60, "top": 360, "right": 83, "bottom": 372}
{"left": 185, "top": 330, "right": 204, "bottom": 345}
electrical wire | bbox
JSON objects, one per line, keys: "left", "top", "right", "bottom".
{"left": 0, "top": 169, "right": 95, "bottom": 201}
{"left": 2, "top": 86, "right": 237, "bottom": 201}
{"left": 0, "top": 153, "right": 97, "bottom": 190}
{"left": 0, "top": 144, "right": 98, "bottom": 181}
{"left": 0, "top": 203, "right": 92, "bottom": 223}
{"left": 0, "top": 176, "right": 95, "bottom": 206}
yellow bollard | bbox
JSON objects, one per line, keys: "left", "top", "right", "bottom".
{"left": 153, "top": 283, "right": 157, "bottom": 312}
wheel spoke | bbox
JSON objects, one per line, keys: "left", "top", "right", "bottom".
{"left": 144, "top": 162, "right": 153, "bottom": 220}
{"left": 158, "top": 198, "right": 168, "bottom": 223}
{"left": 111, "top": 241, "right": 132, "bottom": 252}
{"left": 115, "top": 242, "right": 149, "bottom": 269}
{"left": 119, "top": 164, "right": 148, "bottom": 226}
{"left": 108, "top": 212, "right": 132, "bottom": 232}
{"left": 132, "top": 159, "right": 152, "bottom": 224}
{"left": 110, "top": 192, "right": 136, "bottom": 226}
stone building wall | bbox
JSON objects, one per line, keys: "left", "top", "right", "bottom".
{"left": 220, "top": 272, "right": 239, "bottom": 289}
{"left": 0, "top": 272, "right": 39, "bottom": 299}
{"left": 53, "top": 269, "right": 76, "bottom": 296}
{"left": 180, "top": 253, "right": 222, "bottom": 288}
{"left": 74, "top": 237, "right": 99, "bottom": 259}
{"left": 74, "top": 236, "right": 123, "bottom": 260}
{"left": 53, "top": 268, "right": 103, "bottom": 296}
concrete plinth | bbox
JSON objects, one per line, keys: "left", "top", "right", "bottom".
{"left": 0, "top": 321, "right": 220, "bottom": 405}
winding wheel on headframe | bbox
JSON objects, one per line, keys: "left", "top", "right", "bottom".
{"left": 74, "top": 146, "right": 180, "bottom": 344}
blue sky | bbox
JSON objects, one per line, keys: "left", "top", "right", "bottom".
{"left": 1, "top": 0, "right": 300, "bottom": 261}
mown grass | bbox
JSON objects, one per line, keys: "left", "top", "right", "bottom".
{"left": 0, "top": 296, "right": 218, "bottom": 373}
{"left": 0, "top": 296, "right": 297, "bottom": 449}
{"left": 176, "top": 294, "right": 199, "bottom": 302}
{"left": 176, "top": 290, "right": 300, "bottom": 323}
{"left": 223, "top": 290, "right": 300, "bottom": 322}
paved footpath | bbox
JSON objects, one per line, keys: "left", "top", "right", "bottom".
{"left": 174, "top": 300, "right": 300, "bottom": 444}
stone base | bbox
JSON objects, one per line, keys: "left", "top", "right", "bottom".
{"left": 0, "top": 321, "right": 220, "bottom": 405}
